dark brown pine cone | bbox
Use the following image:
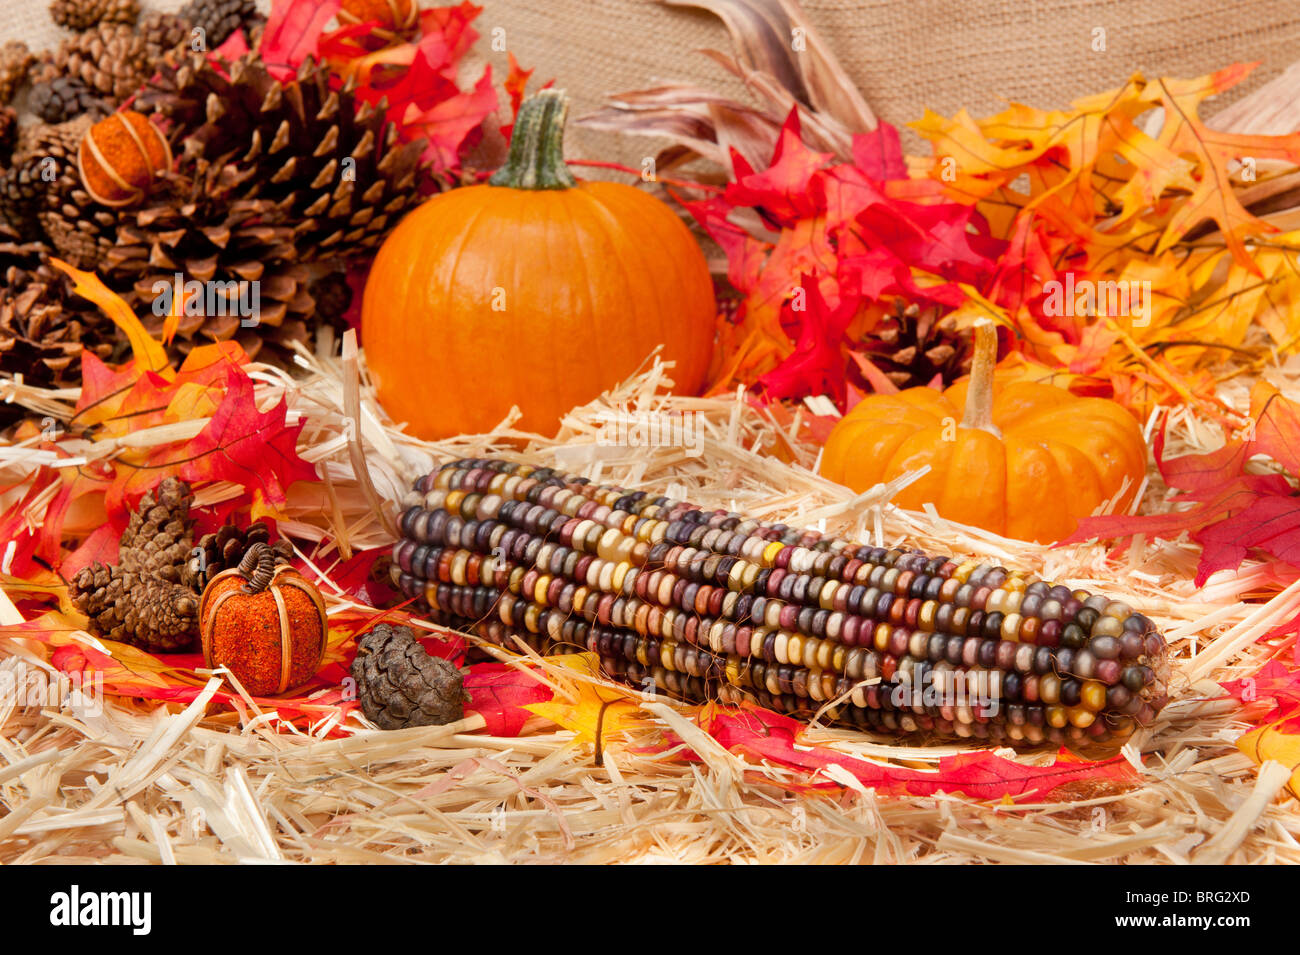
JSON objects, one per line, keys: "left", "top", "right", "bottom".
{"left": 69, "top": 562, "right": 200, "bottom": 652}
{"left": 351, "top": 623, "right": 468, "bottom": 729}
{"left": 118, "top": 477, "right": 195, "bottom": 582}
{"left": 308, "top": 272, "right": 354, "bottom": 329}
{"left": 29, "top": 77, "right": 110, "bottom": 124}
{"left": 0, "top": 115, "right": 92, "bottom": 234}
{"left": 183, "top": 521, "right": 292, "bottom": 592}
{"left": 178, "top": 0, "right": 260, "bottom": 49}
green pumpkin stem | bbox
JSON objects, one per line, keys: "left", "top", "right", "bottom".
{"left": 960, "top": 320, "right": 1002, "bottom": 438}
{"left": 489, "top": 89, "right": 577, "bottom": 190}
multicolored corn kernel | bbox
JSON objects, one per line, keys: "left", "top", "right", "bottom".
{"left": 394, "top": 458, "right": 1171, "bottom": 755}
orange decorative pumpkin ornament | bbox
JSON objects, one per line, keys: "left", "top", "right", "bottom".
{"left": 820, "top": 321, "right": 1148, "bottom": 543}
{"left": 198, "top": 544, "right": 328, "bottom": 696}
{"left": 361, "top": 89, "right": 715, "bottom": 439}
{"left": 77, "top": 111, "right": 172, "bottom": 207}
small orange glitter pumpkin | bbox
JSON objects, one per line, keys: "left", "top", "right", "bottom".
{"left": 77, "top": 111, "right": 172, "bottom": 207}
{"left": 198, "top": 543, "right": 328, "bottom": 696}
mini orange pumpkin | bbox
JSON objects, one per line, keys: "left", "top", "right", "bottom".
{"left": 820, "top": 322, "right": 1148, "bottom": 543}
{"left": 361, "top": 89, "right": 715, "bottom": 439}
{"left": 77, "top": 111, "right": 172, "bottom": 207}
{"left": 198, "top": 543, "right": 328, "bottom": 696}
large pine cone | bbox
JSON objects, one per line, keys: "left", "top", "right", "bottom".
{"left": 136, "top": 52, "right": 426, "bottom": 264}
{"left": 351, "top": 624, "right": 468, "bottom": 729}
{"left": 69, "top": 563, "right": 200, "bottom": 652}
{"left": 118, "top": 477, "right": 195, "bottom": 582}
{"left": 182, "top": 521, "right": 292, "bottom": 591}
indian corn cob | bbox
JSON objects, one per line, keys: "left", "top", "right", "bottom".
{"left": 392, "top": 458, "right": 1171, "bottom": 754}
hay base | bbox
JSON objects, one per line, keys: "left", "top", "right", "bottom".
{"left": 2, "top": 345, "right": 1299, "bottom": 864}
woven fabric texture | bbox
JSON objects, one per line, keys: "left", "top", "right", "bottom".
{"left": 3, "top": 0, "right": 1296, "bottom": 165}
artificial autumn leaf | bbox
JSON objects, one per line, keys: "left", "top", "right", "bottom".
{"left": 61, "top": 524, "right": 119, "bottom": 579}
{"left": 756, "top": 274, "right": 861, "bottom": 407}
{"left": 684, "top": 112, "right": 1007, "bottom": 401}
{"left": 258, "top": 0, "right": 342, "bottom": 78}
{"left": 463, "top": 662, "right": 554, "bottom": 736}
{"left": 401, "top": 67, "right": 498, "bottom": 176}
{"left": 692, "top": 702, "right": 1138, "bottom": 799}
{"left": 1220, "top": 660, "right": 1300, "bottom": 722}
{"left": 1140, "top": 65, "right": 1300, "bottom": 267}
{"left": 314, "top": 0, "right": 499, "bottom": 183}
{"left": 10, "top": 607, "right": 359, "bottom": 729}
{"left": 169, "top": 366, "right": 318, "bottom": 515}
{"left": 50, "top": 259, "right": 168, "bottom": 374}
{"left": 0, "top": 471, "right": 61, "bottom": 577}
{"left": 1235, "top": 707, "right": 1300, "bottom": 801}
{"left": 1067, "top": 381, "right": 1300, "bottom": 584}
{"left": 501, "top": 51, "right": 534, "bottom": 132}
{"left": 523, "top": 652, "right": 648, "bottom": 747}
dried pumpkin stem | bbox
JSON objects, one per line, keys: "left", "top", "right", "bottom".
{"left": 238, "top": 542, "right": 278, "bottom": 594}
{"left": 959, "top": 320, "right": 1002, "bottom": 438}
{"left": 489, "top": 88, "right": 577, "bottom": 190}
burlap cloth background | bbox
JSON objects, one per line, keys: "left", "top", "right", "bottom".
{"left": 4, "top": 0, "right": 1299, "bottom": 163}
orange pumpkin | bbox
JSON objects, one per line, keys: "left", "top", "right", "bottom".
{"left": 361, "top": 89, "right": 715, "bottom": 439}
{"left": 198, "top": 544, "right": 328, "bottom": 696}
{"left": 820, "top": 322, "right": 1148, "bottom": 543}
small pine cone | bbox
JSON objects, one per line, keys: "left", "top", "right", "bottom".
{"left": 70, "top": 563, "right": 200, "bottom": 652}
{"left": 29, "top": 77, "right": 110, "bottom": 124}
{"left": 41, "top": 15, "right": 188, "bottom": 103}
{"left": 49, "top": 0, "right": 139, "bottom": 30}
{"left": 351, "top": 623, "right": 468, "bottom": 729}
{"left": 118, "top": 477, "right": 195, "bottom": 582}
{"left": 3, "top": 113, "right": 97, "bottom": 237}
{"left": 178, "top": 0, "right": 259, "bottom": 50}
{"left": 0, "top": 42, "right": 34, "bottom": 106}
{"left": 183, "top": 521, "right": 292, "bottom": 592}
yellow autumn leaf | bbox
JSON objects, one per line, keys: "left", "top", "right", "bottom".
{"left": 523, "top": 652, "right": 651, "bottom": 747}
{"left": 49, "top": 258, "right": 170, "bottom": 376}
{"left": 1237, "top": 720, "right": 1300, "bottom": 801}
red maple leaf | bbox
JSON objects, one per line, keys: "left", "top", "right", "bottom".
{"left": 756, "top": 274, "right": 862, "bottom": 408}
{"left": 687, "top": 108, "right": 1011, "bottom": 401}
{"left": 259, "top": 0, "right": 341, "bottom": 79}
{"left": 463, "top": 663, "right": 554, "bottom": 736}
{"left": 1067, "top": 382, "right": 1300, "bottom": 584}
{"left": 695, "top": 702, "right": 1137, "bottom": 798}
{"left": 173, "top": 366, "right": 318, "bottom": 508}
